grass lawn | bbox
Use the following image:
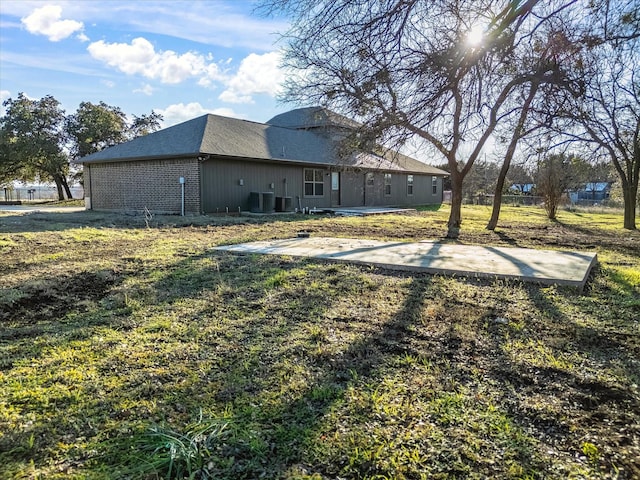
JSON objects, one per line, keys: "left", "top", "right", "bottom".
{"left": 0, "top": 205, "right": 638, "bottom": 479}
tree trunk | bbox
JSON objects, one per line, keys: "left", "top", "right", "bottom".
{"left": 53, "top": 176, "right": 64, "bottom": 200}
{"left": 487, "top": 165, "right": 508, "bottom": 231}
{"left": 61, "top": 176, "right": 73, "bottom": 199}
{"left": 624, "top": 127, "right": 639, "bottom": 230}
{"left": 447, "top": 169, "right": 463, "bottom": 238}
{"left": 487, "top": 84, "right": 538, "bottom": 231}
{"left": 622, "top": 182, "right": 637, "bottom": 229}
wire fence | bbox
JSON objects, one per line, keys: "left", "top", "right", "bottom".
{"left": 470, "top": 194, "right": 544, "bottom": 206}
{"left": 442, "top": 191, "right": 622, "bottom": 208}
{"left": 2, "top": 185, "right": 84, "bottom": 202}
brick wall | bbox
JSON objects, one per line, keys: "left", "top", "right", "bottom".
{"left": 85, "top": 158, "right": 201, "bottom": 214}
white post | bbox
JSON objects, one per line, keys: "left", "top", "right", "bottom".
{"left": 179, "top": 177, "right": 185, "bottom": 216}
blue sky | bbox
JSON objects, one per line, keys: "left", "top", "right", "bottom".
{"left": 0, "top": 1, "right": 292, "bottom": 127}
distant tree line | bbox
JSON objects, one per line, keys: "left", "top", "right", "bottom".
{"left": 0, "top": 94, "right": 162, "bottom": 200}
{"left": 435, "top": 154, "right": 616, "bottom": 209}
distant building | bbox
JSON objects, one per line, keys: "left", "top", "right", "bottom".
{"left": 577, "top": 182, "right": 611, "bottom": 202}
{"left": 76, "top": 107, "right": 448, "bottom": 214}
{"left": 509, "top": 183, "right": 535, "bottom": 195}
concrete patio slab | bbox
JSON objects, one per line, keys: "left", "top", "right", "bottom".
{"left": 213, "top": 237, "right": 598, "bottom": 289}
{"left": 329, "top": 206, "right": 417, "bottom": 216}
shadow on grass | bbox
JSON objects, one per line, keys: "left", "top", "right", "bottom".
{"left": 79, "top": 250, "right": 423, "bottom": 477}
{"left": 484, "top": 284, "right": 640, "bottom": 476}
{"left": 553, "top": 219, "right": 640, "bottom": 252}
{"left": 4, "top": 241, "right": 636, "bottom": 478}
{"left": 606, "top": 268, "right": 640, "bottom": 297}
{"left": 0, "top": 268, "right": 138, "bottom": 471}
{"left": 493, "top": 229, "right": 520, "bottom": 246}
{"left": 102, "top": 252, "right": 546, "bottom": 478}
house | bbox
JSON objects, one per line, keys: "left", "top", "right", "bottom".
{"left": 576, "top": 182, "right": 611, "bottom": 202}
{"left": 508, "top": 183, "right": 535, "bottom": 195}
{"left": 77, "top": 107, "right": 448, "bottom": 214}
{"left": 568, "top": 182, "right": 612, "bottom": 205}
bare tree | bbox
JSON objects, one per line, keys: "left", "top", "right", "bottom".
{"left": 486, "top": 51, "right": 576, "bottom": 230}
{"left": 261, "top": 0, "right": 591, "bottom": 237}
{"left": 487, "top": 83, "right": 540, "bottom": 229}
{"left": 542, "top": 1, "right": 639, "bottom": 228}
{"left": 575, "top": 41, "right": 638, "bottom": 228}
{"left": 483, "top": 6, "right": 595, "bottom": 230}
{"left": 536, "top": 152, "right": 584, "bottom": 219}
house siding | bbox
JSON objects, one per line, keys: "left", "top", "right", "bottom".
{"left": 82, "top": 159, "right": 443, "bottom": 215}
{"left": 86, "top": 158, "right": 200, "bottom": 214}
{"left": 337, "top": 171, "right": 442, "bottom": 207}
{"left": 200, "top": 160, "right": 443, "bottom": 213}
{"left": 201, "top": 158, "right": 333, "bottom": 212}
{"left": 414, "top": 174, "right": 442, "bottom": 205}
{"left": 77, "top": 109, "right": 449, "bottom": 214}
{"left": 340, "top": 170, "right": 365, "bottom": 206}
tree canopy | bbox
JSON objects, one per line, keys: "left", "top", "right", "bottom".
{"left": 66, "top": 102, "right": 162, "bottom": 160}
{"left": 1, "top": 94, "right": 162, "bottom": 200}
{"left": 0, "top": 93, "right": 72, "bottom": 199}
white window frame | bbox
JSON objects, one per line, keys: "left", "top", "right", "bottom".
{"left": 407, "top": 175, "right": 414, "bottom": 196}
{"left": 304, "top": 168, "right": 324, "bottom": 197}
{"left": 384, "top": 173, "right": 392, "bottom": 196}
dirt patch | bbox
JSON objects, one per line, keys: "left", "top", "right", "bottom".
{"left": 0, "top": 270, "right": 119, "bottom": 327}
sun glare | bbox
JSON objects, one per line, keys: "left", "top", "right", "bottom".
{"left": 466, "top": 25, "right": 484, "bottom": 47}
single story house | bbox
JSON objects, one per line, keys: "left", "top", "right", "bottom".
{"left": 77, "top": 107, "right": 448, "bottom": 214}
{"left": 576, "top": 182, "right": 612, "bottom": 202}
{"left": 508, "top": 183, "right": 535, "bottom": 195}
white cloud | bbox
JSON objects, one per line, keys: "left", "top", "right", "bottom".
{"left": 88, "top": 37, "right": 155, "bottom": 74}
{"left": 86, "top": 37, "right": 284, "bottom": 105}
{"left": 87, "top": 37, "right": 226, "bottom": 85}
{"left": 134, "top": 84, "right": 154, "bottom": 96}
{"left": 157, "top": 102, "right": 244, "bottom": 127}
{"left": 100, "top": 79, "right": 116, "bottom": 88}
{"left": 120, "top": 5, "right": 287, "bottom": 52}
{"left": 21, "top": 5, "right": 84, "bottom": 42}
{"left": 4, "top": 2, "right": 286, "bottom": 51}
{"left": 219, "top": 52, "right": 284, "bottom": 104}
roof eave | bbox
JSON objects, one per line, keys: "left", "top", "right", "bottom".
{"left": 75, "top": 153, "right": 199, "bottom": 165}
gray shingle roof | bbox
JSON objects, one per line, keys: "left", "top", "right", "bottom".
{"left": 267, "top": 106, "right": 361, "bottom": 130}
{"left": 77, "top": 115, "right": 208, "bottom": 163}
{"left": 77, "top": 110, "right": 448, "bottom": 176}
{"left": 77, "top": 114, "right": 334, "bottom": 164}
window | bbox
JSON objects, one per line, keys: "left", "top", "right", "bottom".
{"left": 304, "top": 169, "right": 324, "bottom": 197}
{"left": 384, "top": 173, "right": 392, "bottom": 196}
{"left": 432, "top": 176, "right": 438, "bottom": 195}
{"left": 407, "top": 175, "right": 414, "bottom": 196}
